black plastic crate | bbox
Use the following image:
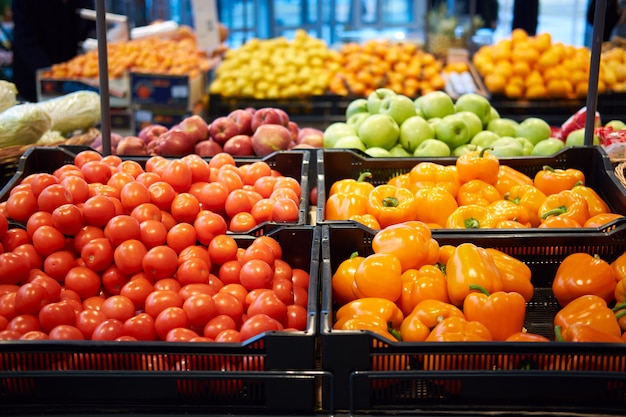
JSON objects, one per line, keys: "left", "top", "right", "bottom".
{"left": 320, "top": 223, "right": 626, "bottom": 414}
{"left": 0, "top": 226, "right": 326, "bottom": 415}
{"left": 316, "top": 146, "right": 626, "bottom": 233}
{"left": 0, "top": 146, "right": 312, "bottom": 234}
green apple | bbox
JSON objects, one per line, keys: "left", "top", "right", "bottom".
{"left": 454, "top": 93, "right": 492, "bottom": 126}
{"left": 531, "top": 138, "right": 566, "bottom": 156}
{"left": 487, "top": 118, "right": 518, "bottom": 137}
{"left": 515, "top": 137, "right": 535, "bottom": 155}
{"left": 365, "top": 146, "right": 392, "bottom": 157}
{"left": 366, "top": 88, "right": 396, "bottom": 114}
{"left": 490, "top": 137, "right": 525, "bottom": 157}
{"left": 452, "top": 144, "right": 482, "bottom": 156}
{"left": 605, "top": 119, "right": 626, "bottom": 131}
{"left": 323, "top": 122, "right": 357, "bottom": 148}
{"left": 399, "top": 115, "right": 435, "bottom": 153}
{"left": 515, "top": 117, "right": 552, "bottom": 145}
{"left": 418, "top": 91, "right": 455, "bottom": 120}
{"left": 455, "top": 110, "right": 483, "bottom": 139}
{"left": 389, "top": 144, "right": 412, "bottom": 157}
{"left": 487, "top": 106, "right": 500, "bottom": 124}
{"left": 346, "top": 112, "right": 370, "bottom": 132}
{"left": 379, "top": 94, "right": 417, "bottom": 125}
{"left": 413, "top": 139, "right": 451, "bottom": 157}
{"left": 435, "top": 114, "right": 471, "bottom": 150}
{"left": 358, "top": 113, "right": 400, "bottom": 150}
{"left": 333, "top": 135, "right": 367, "bottom": 152}
{"left": 346, "top": 98, "right": 369, "bottom": 119}
{"left": 470, "top": 130, "right": 501, "bottom": 148}
{"left": 565, "top": 127, "right": 600, "bottom": 146}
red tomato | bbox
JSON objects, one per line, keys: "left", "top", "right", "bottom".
{"left": 31, "top": 225, "right": 66, "bottom": 257}
{"left": 81, "top": 160, "right": 113, "bottom": 184}
{"left": 178, "top": 245, "right": 212, "bottom": 267}
{"left": 60, "top": 175, "right": 90, "bottom": 204}
{"left": 6, "top": 190, "right": 38, "bottom": 222}
{"left": 123, "top": 312, "right": 156, "bottom": 341}
{"left": 7, "top": 314, "right": 41, "bottom": 335}
{"left": 43, "top": 250, "right": 77, "bottom": 282}
{"left": 194, "top": 210, "right": 228, "bottom": 246}
{"left": 203, "top": 314, "right": 237, "bottom": 339}
{"left": 101, "top": 154, "right": 122, "bottom": 169}
{"left": 241, "top": 161, "right": 272, "bottom": 186}
{"left": 74, "top": 150, "right": 102, "bottom": 168}
{"left": 37, "top": 183, "right": 75, "bottom": 214}
{"left": 81, "top": 237, "right": 114, "bottom": 272}
{"left": 7, "top": 246, "right": 41, "bottom": 279}
{"left": 120, "top": 277, "right": 154, "bottom": 311}
{"left": 254, "top": 175, "right": 279, "bottom": 198}
{"left": 100, "top": 295, "right": 136, "bottom": 322}
{"left": 239, "top": 259, "right": 274, "bottom": 291}
{"left": 64, "top": 266, "right": 102, "bottom": 300}
{"left": 272, "top": 277, "right": 294, "bottom": 306}
{"left": 0, "top": 329, "right": 21, "bottom": 340}
{"left": 208, "top": 153, "right": 235, "bottom": 170}
{"left": 73, "top": 225, "right": 105, "bottom": 254}
{"left": 166, "top": 327, "right": 200, "bottom": 342}
{"left": 0, "top": 292, "right": 16, "bottom": 320}
{"left": 218, "top": 260, "right": 242, "bottom": 285}
{"left": 26, "top": 211, "right": 54, "bottom": 237}
{"left": 250, "top": 198, "right": 275, "bottom": 223}
{"left": 216, "top": 167, "right": 244, "bottom": 193}
{"left": 28, "top": 272, "right": 62, "bottom": 301}
{"left": 38, "top": 301, "right": 76, "bottom": 333}
{"left": 2, "top": 228, "right": 30, "bottom": 252}
{"left": 212, "top": 292, "right": 244, "bottom": 324}
{"left": 214, "top": 328, "right": 241, "bottom": 343}
{"left": 83, "top": 295, "right": 105, "bottom": 311}
{"left": 136, "top": 172, "right": 161, "bottom": 188}
{"left": 292, "top": 268, "right": 310, "bottom": 289}
{"left": 107, "top": 172, "right": 135, "bottom": 193}
{"left": 166, "top": 223, "right": 197, "bottom": 254}
{"left": 183, "top": 292, "right": 217, "bottom": 330}
{"left": 139, "top": 219, "right": 168, "bottom": 248}
{"left": 20, "top": 330, "right": 49, "bottom": 340}
{"left": 239, "top": 314, "right": 282, "bottom": 341}
{"left": 272, "top": 259, "right": 292, "bottom": 281}
{"left": 183, "top": 155, "right": 211, "bottom": 183}
{"left": 153, "top": 278, "right": 182, "bottom": 293}
{"left": 177, "top": 258, "right": 210, "bottom": 286}
{"left": 148, "top": 181, "right": 177, "bottom": 211}
{"left": 142, "top": 245, "right": 178, "bottom": 281}
{"left": 154, "top": 306, "right": 189, "bottom": 340}
{"left": 101, "top": 264, "right": 130, "bottom": 296}
{"left": 179, "top": 283, "right": 218, "bottom": 300}
{"left": 51, "top": 204, "right": 83, "bottom": 236}
{"left": 75, "top": 308, "right": 108, "bottom": 339}
{"left": 114, "top": 239, "right": 148, "bottom": 275}
{"left": 218, "top": 283, "right": 248, "bottom": 307}
{"left": 285, "top": 304, "right": 308, "bottom": 330}
{"left": 161, "top": 211, "right": 177, "bottom": 231}
{"left": 27, "top": 173, "right": 59, "bottom": 197}
{"left": 240, "top": 241, "right": 276, "bottom": 266}
{"left": 53, "top": 163, "right": 82, "bottom": 179}
{"left": 104, "top": 214, "right": 141, "bottom": 246}
{"left": 117, "top": 160, "right": 144, "bottom": 178}
{"left": 49, "top": 324, "right": 85, "bottom": 340}
{"left": 91, "top": 318, "right": 125, "bottom": 341}
{"left": 0, "top": 212, "right": 7, "bottom": 240}
{"left": 120, "top": 181, "right": 151, "bottom": 212}
{"left": 162, "top": 160, "right": 193, "bottom": 193}
{"left": 89, "top": 183, "right": 120, "bottom": 199}
{"left": 247, "top": 290, "right": 287, "bottom": 325}
{"left": 229, "top": 212, "right": 257, "bottom": 232}
{"left": 224, "top": 189, "right": 254, "bottom": 218}
{"left": 208, "top": 234, "right": 238, "bottom": 265}
{"left": 82, "top": 195, "right": 116, "bottom": 227}
{"left": 293, "top": 285, "right": 308, "bottom": 308}
{"left": 271, "top": 198, "right": 300, "bottom": 222}
{"left": 170, "top": 193, "right": 201, "bottom": 224}
{"left": 144, "top": 289, "right": 184, "bottom": 318}
{"left": 131, "top": 202, "right": 162, "bottom": 223}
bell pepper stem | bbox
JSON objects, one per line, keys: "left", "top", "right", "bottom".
{"left": 615, "top": 310, "right": 626, "bottom": 320}
{"left": 357, "top": 171, "right": 373, "bottom": 182}
{"left": 478, "top": 147, "right": 493, "bottom": 158}
{"left": 572, "top": 180, "right": 584, "bottom": 188}
{"left": 464, "top": 217, "right": 481, "bottom": 229}
{"left": 382, "top": 196, "right": 399, "bottom": 208}
{"left": 554, "top": 325, "right": 564, "bottom": 342}
{"left": 435, "top": 262, "right": 446, "bottom": 275}
{"left": 542, "top": 165, "right": 556, "bottom": 172}
{"left": 349, "top": 251, "right": 360, "bottom": 259}
{"left": 612, "top": 301, "right": 626, "bottom": 313}
{"left": 388, "top": 323, "right": 402, "bottom": 342}
{"left": 541, "top": 205, "right": 567, "bottom": 220}
{"left": 468, "top": 284, "right": 490, "bottom": 296}
{"left": 503, "top": 192, "right": 521, "bottom": 205}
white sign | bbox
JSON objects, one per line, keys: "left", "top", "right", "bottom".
{"left": 191, "top": 0, "right": 220, "bottom": 53}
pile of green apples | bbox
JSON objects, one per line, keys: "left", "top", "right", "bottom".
{"left": 323, "top": 88, "right": 567, "bottom": 157}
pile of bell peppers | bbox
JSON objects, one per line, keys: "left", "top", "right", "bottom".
{"left": 324, "top": 149, "right": 625, "bottom": 230}
{"left": 332, "top": 220, "right": 626, "bottom": 344}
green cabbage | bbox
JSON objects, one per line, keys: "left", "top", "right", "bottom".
{"left": 35, "top": 90, "right": 101, "bottom": 134}
{"left": 0, "top": 81, "right": 17, "bottom": 113}
{"left": 0, "top": 103, "right": 51, "bottom": 148}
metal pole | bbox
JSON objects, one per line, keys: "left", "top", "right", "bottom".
{"left": 95, "top": 0, "right": 112, "bottom": 156}
{"left": 584, "top": 0, "right": 606, "bottom": 146}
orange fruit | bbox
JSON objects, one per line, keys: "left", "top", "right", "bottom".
{"left": 504, "top": 83, "right": 524, "bottom": 98}
{"left": 484, "top": 73, "right": 507, "bottom": 93}
{"left": 511, "top": 28, "right": 529, "bottom": 44}
{"left": 512, "top": 61, "right": 531, "bottom": 77}
{"left": 525, "top": 83, "right": 547, "bottom": 99}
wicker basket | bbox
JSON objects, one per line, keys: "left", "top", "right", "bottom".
{"left": 0, "top": 127, "right": 99, "bottom": 188}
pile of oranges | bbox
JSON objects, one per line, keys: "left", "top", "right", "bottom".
{"left": 473, "top": 28, "right": 620, "bottom": 99}
{"left": 328, "top": 39, "right": 445, "bottom": 98}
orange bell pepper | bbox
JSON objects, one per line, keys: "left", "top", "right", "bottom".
{"left": 503, "top": 183, "right": 547, "bottom": 227}
{"left": 533, "top": 165, "right": 585, "bottom": 196}
{"left": 456, "top": 147, "right": 500, "bottom": 185}
{"left": 505, "top": 331, "right": 550, "bottom": 342}
{"left": 397, "top": 265, "right": 449, "bottom": 316}
{"left": 552, "top": 253, "right": 616, "bottom": 307}
{"left": 333, "top": 315, "right": 401, "bottom": 342}
{"left": 367, "top": 184, "right": 417, "bottom": 228}
{"left": 584, "top": 212, "right": 625, "bottom": 228}
{"left": 348, "top": 213, "right": 381, "bottom": 230}
{"left": 554, "top": 294, "right": 622, "bottom": 339}
{"left": 400, "top": 299, "right": 464, "bottom": 342}
{"left": 387, "top": 173, "right": 410, "bottom": 189}
{"left": 437, "top": 244, "right": 456, "bottom": 266}
{"left": 538, "top": 189, "right": 590, "bottom": 227}
{"left": 445, "top": 204, "right": 495, "bottom": 229}
{"left": 463, "top": 284, "right": 526, "bottom": 341}
{"left": 353, "top": 253, "right": 403, "bottom": 302}
{"left": 538, "top": 215, "right": 583, "bottom": 228}
{"left": 555, "top": 322, "right": 624, "bottom": 343}
{"left": 426, "top": 316, "right": 492, "bottom": 341}
{"left": 495, "top": 165, "right": 533, "bottom": 196}
{"left": 456, "top": 179, "right": 502, "bottom": 207}
{"left": 413, "top": 187, "right": 458, "bottom": 227}
{"left": 329, "top": 171, "right": 374, "bottom": 197}
{"left": 335, "top": 297, "right": 404, "bottom": 341}
{"left": 492, "top": 219, "right": 532, "bottom": 229}
{"left": 571, "top": 183, "right": 610, "bottom": 218}
{"left": 485, "top": 248, "right": 534, "bottom": 302}
{"left": 612, "top": 252, "right": 626, "bottom": 303}
{"left": 331, "top": 251, "right": 364, "bottom": 306}
{"left": 612, "top": 301, "right": 626, "bottom": 331}
{"left": 446, "top": 242, "right": 503, "bottom": 307}
{"left": 325, "top": 193, "right": 368, "bottom": 220}
{"left": 487, "top": 199, "right": 532, "bottom": 227}
{"left": 408, "top": 162, "right": 460, "bottom": 197}
{"left": 372, "top": 222, "right": 432, "bottom": 272}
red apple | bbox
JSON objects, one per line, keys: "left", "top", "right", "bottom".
{"left": 155, "top": 128, "right": 196, "bottom": 156}
{"left": 251, "top": 124, "right": 292, "bottom": 157}
{"left": 287, "top": 121, "right": 299, "bottom": 143}
{"left": 251, "top": 108, "right": 288, "bottom": 132}
{"left": 195, "top": 139, "right": 223, "bottom": 157}
{"left": 223, "top": 134, "right": 254, "bottom": 156}
{"left": 177, "top": 115, "right": 210, "bottom": 143}
{"left": 296, "top": 127, "right": 324, "bottom": 147}
{"left": 209, "top": 116, "right": 240, "bottom": 145}
{"left": 227, "top": 109, "right": 253, "bottom": 136}
{"left": 116, "top": 136, "right": 147, "bottom": 155}
{"left": 92, "top": 132, "right": 123, "bottom": 154}
{"left": 138, "top": 124, "right": 168, "bottom": 145}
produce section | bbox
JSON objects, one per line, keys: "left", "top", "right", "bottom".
{"left": 4, "top": 3, "right": 626, "bottom": 417}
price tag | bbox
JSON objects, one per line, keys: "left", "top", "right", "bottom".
{"left": 191, "top": 0, "right": 220, "bottom": 53}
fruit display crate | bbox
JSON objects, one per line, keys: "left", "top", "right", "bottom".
{"left": 320, "top": 223, "right": 626, "bottom": 415}
{"left": 0, "top": 145, "right": 312, "bottom": 234}
{"left": 315, "top": 146, "right": 626, "bottom": 233}
{"left": 0, "top": 225, "right": 326, "bottom": 415}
